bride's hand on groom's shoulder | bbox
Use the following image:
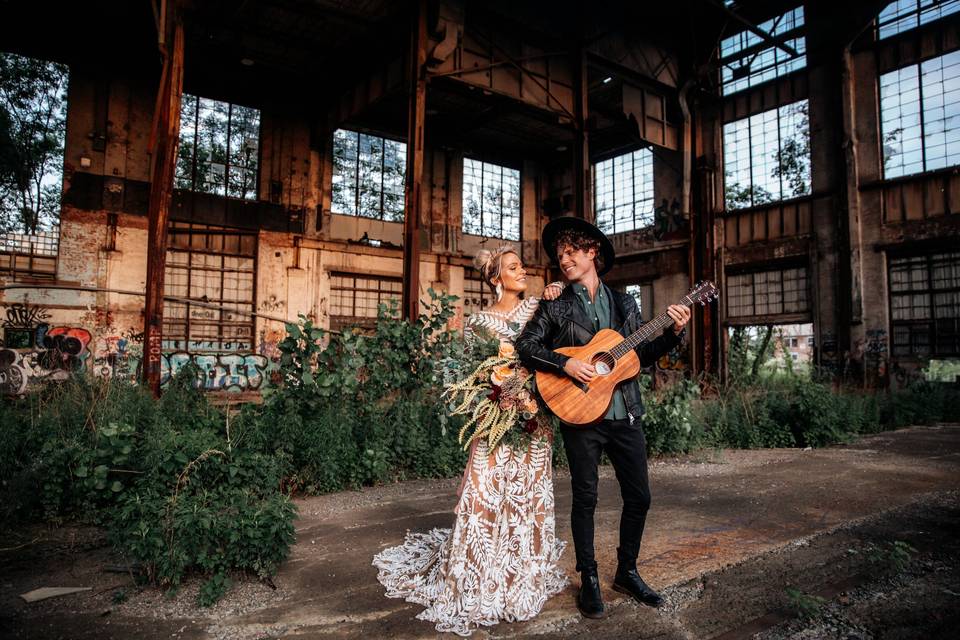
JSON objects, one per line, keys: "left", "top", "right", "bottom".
{"left": 542, "top": 282, "right": 564, "bottom": 301}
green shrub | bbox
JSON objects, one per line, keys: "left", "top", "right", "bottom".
{"left": 640, "top": 375, "right": 703, "bottom": 454}
{"left": 249, "top": 289, "right": 469, "bottom": 492}
{"left": 0, "top": 368, "right": 296, "bottom": 606}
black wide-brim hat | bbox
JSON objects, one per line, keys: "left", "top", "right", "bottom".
{"left": 542, "top": 216, "right": 615, "bottom": 277}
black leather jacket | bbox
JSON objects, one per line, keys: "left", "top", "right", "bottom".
{"left": 516, "top": 283, "right": 683, "bottom": 420}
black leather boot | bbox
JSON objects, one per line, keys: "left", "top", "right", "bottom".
{"left": 612, "top": 565, "right": 663, "bottom": 608}
{"left": 577, "top": 570, "right": 605, "bottom": 618}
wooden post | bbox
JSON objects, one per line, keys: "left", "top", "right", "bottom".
{"left": 402, "top": 0, "right": 428, "bottom": 323}
{"left": 142, "top": 19, "right": 184, "bottom": 397}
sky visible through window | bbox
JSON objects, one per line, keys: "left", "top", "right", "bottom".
{"left": 719, "top": 6, "right": 806, "bottom": 96}
{"left": 462, "top": 158, "right": 520, "bottom": 240}
{"left": 880, "top": 49, "right": 960, "bottom": 178}
{"left": 594, "top": 148, "right": 654, "bottom": 234}
{"left": 331, "top": 129, "right": 407, "bottom": 221}
{"left": 723, "top": 100, "right": 811, "bottom": 210}
{"left": 877, "top": 0, "right": 960, "bottom": 39}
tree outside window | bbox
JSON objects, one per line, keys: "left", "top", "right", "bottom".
{"left": 331, "top": 129, "right": 406, "bottom": 221}
{"left": 0, "top": 52, "right": 68, "bottom": 233}
{"left": 462, "top": 158, "right": 520, "bottom": 241}
{"left": 723, "top": 100, "right": 811, "bottom": 210}
{"left": 175, "top": 95, "right": 260, "bottom": 200}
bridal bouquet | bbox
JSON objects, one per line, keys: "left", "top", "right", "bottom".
{"left": 443, "top": 343, "right": 551, "bottom": 450}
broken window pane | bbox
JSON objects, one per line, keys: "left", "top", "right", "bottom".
{"left": 881, "top": 50, "right": 960, "bottom": 178}
{"left": 723, "top": 100, "right": 811, "bottom": 209}
{"left": 461, "top": 158, "right": 521, "bottom": 240}
{"left": 593, "top": 148, "right": 654, "bottom": 234}
{"left": 877, "top": 0, "right": 960, "bottom": 39}
{"left": 331, "top": 129, "right": 407, "bottom": 221}
{"left": 719, "top": 6, "right": 806, "bottom": 96}
{"left": 176, "top": 94, "right": 260, "bottom": 200}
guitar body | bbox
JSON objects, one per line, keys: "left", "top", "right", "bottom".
{"left": 535, "top": 328, "right": 641, "bottom": 426}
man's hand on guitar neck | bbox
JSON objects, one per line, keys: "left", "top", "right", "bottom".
{"left": 666, "top": 304, "right": 691, "bottom": 334}
{"left": 563, "top": 358, "right": 597, "bottom": 384}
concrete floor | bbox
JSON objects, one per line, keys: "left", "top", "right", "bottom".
{"left": 2, "top": 425, "right": 959, "bottom": 639}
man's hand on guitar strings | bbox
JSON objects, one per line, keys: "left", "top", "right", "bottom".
{"left": 563, "top": 358, "right": 597, "bottom": 384}
{"left": 667, "top": 304, "right": 691, "bottom": 334}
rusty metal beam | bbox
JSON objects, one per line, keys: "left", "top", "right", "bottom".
{"left": 402, "top": 0, "right": 427, "bottom": 323}
{"left": 143, "top": 17, "right": 184, "bottom": 397}
{"left": 572, "top": 46, "right": 591, "bottom": 220}
{"left": 705, "top": 0, "right": 800, "bottom": 59}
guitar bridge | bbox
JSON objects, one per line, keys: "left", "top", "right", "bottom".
{"left": 573, "top": 380, "right": 589, "bottom": 393}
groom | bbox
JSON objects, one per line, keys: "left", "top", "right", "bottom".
{"left": 516, "top": 217, "right": 691, "bottom": 619}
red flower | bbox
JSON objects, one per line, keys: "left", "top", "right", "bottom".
{"left": 487, "top": 386, "right": 501, "bottom": 401}
{"left": 523, "top": 419, "right": 538, "bottom": 434}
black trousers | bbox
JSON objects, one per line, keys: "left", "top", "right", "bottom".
{"left": 560, "top": 418, "right": 651, "bottom": 574}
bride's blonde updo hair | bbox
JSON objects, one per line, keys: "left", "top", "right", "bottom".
{"left": 473, "top": 245, "right": 517, "bottom": 295}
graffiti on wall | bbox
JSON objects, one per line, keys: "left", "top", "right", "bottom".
{"left": 0, "top": 299, "right": 281, "bottom": 394}
{"left": 0, "top": 326, "right": 93, "bottom": 393}
{"left": 93, "top": 329, "right": 144, "bottom": 383}
{"left": 161, "top": 352, "right": 270, "bottom": 391}
{"left": 653, "top": 198, "right": 689, "bottom": 241}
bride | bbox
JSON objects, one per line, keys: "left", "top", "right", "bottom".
{"left": 373, "top": 245, "right": 568, "bottom": 636}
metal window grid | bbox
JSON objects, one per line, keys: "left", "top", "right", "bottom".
{"left": 461, "top": 158, "right": 521, "bottom": 241}
{"left": 593, "top": 148, "right": 654, "bottom": 235}
{"left": 331, "top": 129, "right": 407, "bottom": 221}
{"left": 175, "top": 94, "right": 261, "bottom": 200}
{"left": 889, "top": 251, "right": 960, "bottom": 356}
{"left": 162, "top": 224, "right": 257, "bottom": 353}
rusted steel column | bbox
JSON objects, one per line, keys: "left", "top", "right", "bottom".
{"left": 402, "top": 0, "right": 428, "bottom": 323}
{"left": 143, "top": 19, "right": 184, "bottom": 397}
{"left": 572, "top": 47, "right": 590, "bottom": 221}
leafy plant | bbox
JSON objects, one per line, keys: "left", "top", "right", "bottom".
{"left": 785, "top": 587, "right": 825, "bottom": 619}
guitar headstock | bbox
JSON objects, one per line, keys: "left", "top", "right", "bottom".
{"left": 686, "top": 281, "right": 719, "bottom": 306}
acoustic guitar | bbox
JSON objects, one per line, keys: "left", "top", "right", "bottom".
{"left": 535, "top": 281, "right": 719, "bottom": 425}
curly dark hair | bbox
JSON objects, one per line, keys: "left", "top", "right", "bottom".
{"left": 554, "top": 229, "right": 605, "bottom": 272}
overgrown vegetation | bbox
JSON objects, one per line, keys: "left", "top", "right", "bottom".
{"left": 1, "top": 291, "right": 958, "bottom": 605}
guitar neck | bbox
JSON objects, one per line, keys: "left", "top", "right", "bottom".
{"left": 610, "top": 293, "right": 694, "bottom": 360}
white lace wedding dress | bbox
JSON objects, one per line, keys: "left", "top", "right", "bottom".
{"left": 372, "top": 297, "right": 568, "bottom": 636}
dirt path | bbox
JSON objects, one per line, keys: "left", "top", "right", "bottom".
{"left": 2, "top": 425, "right": 958, "bottom": 639}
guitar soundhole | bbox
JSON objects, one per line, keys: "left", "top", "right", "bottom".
{"left": 591, "top": 352, "right": 616, "bottom": 375}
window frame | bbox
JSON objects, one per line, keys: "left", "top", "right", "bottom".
{"left": 162, "top": 224, "right": 258, "bottom": 354}
{"left": 331, "top": 128, "right": 408, "bottom": 221}
{"left": 461, "top": 157, "right": 522, "bottom": 241}
{"left": 718, "top": 5, "right": 807, "bottom": 96}
{"left": 725, "top": 264, "right": 811, "bottom": 321}
{"left": 722, "top": 99, "right": 812, "bottom": 211}
{"left": 887, "top": 250, "right": 960, "bottom": 358}
{"left": 878, "top": 49, "right": 960, "bottom": 180}
{"left": 176, "top": 94, "right": 262, "bottom": 201}
{"left": 592, "top": 147, "right": 655, "bottom": 235}
{"left": 876, "top": 0, "right": 960, "bottom": 40}
{"left": 328, "top": 272, "right": 403, "bottom": 330}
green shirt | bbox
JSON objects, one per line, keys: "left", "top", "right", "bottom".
{"left": 572, "top": 282, "right": 629, "bottom": 421}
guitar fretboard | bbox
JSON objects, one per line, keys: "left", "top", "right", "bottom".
{"left": 609, "top": 293, "right": 693, "bottom": 360}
